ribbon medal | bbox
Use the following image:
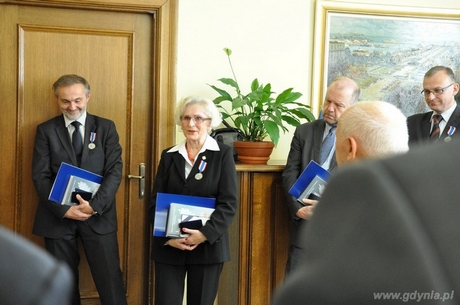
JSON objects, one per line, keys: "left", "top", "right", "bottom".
{"left": 88, "top": 132, "right": 97, "bottom": 149}
{"left": 195, "top": 159, "right": 207, "bottom": 180}
{"left": 444, "top": 126, "right": 456, "bottom": 142}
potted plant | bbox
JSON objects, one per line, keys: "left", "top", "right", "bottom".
{"left": 209, "top": 48, "right": 316, "bottom": 164}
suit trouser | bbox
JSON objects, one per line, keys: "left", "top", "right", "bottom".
{"left": 154, "top": 261, "right": 223, "bottom": 305}
{"left": 44, "top": 221, "right": 127, "bottom": 305}
{"left": 285, "top": 244, "right": 307, "bottom": 279}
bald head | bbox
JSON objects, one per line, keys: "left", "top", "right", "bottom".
{"left": 322, "top": 77, "right": 361, "bottom": 126}
{"left": 328, "top": 77, "right": 360, "bottom": 103}
{"left": 335, "top": 101, "right": 409, "bottom": 166}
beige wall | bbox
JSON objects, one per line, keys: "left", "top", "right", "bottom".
{"left": 176, "top": 0, "right": 460, "bottom": 161}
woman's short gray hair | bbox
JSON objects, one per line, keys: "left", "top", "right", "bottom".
{"left": 175, "top": 96, "right": 222, "bottom": 128}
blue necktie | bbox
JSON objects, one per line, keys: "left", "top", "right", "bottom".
{"left": 319, "top": 126, "right": 336, "bottom": 165}
{"left": 71, "top": 121, "right": 83, "bottom": 164}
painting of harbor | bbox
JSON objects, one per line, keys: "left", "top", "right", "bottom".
{"left": 325, "top": 13, "right": 460, "bottom": 116}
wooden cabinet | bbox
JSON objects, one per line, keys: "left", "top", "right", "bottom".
{"left": 218, "top": 162, "right": 290, "bottom": 305}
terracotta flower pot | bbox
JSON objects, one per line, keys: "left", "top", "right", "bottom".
{"left": 234, "top": 141, "right": 275, "bottom": 164}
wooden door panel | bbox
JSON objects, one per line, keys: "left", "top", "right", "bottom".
{"left": 19, "top": 23, "right": 131, "bottom": 242}
{"left": 13, "top": 5, "right": 150, "bottom": 305}
{"left": 1, "top": 1, "right": 178, "bottom": 303}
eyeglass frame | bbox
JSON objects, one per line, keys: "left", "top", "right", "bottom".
{"left": 180, "top": 115, "right": 212, "bottom": 124}
{"left": 421, "top": 83, "right": 454, "bottom": 96}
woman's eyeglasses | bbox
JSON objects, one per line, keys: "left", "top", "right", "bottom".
{"left": 180, "top": 116, "right": 211, "bottom": 124}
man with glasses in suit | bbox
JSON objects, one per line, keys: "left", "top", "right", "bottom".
{"left": 407, "top": 65, "right": 460, "bottom": 147}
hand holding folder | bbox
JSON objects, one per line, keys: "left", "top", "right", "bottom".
{"left": 288, "top": 160, "right": 331, "bottom": 203}
{"left": 153, "top": 193, "right": 216, "bottom": 237}
{"left": 48, "top": 162, "right": 102, "bottom": 206}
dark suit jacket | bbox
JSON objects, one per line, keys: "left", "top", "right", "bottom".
{"left": 282, "top": 119, "right": 338, "bottom": 247}
{"left": 0, "top": 226, "right": 73, "bottom": 305}
{"left": 148, "top": 140, "right": 238, "bottom": 265}
{"left": 407, "top": 104, "right": 460, "bottom": 148}
{"left": 271, "top": 139, "right": 460, "bottom": 305}
{"left": 32, "top": 113, "right": 122, "bottom": 238}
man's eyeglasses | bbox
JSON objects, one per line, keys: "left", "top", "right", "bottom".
{"left": 421, "top": 83, "right": 454, "bottom": 96}
{"left": 180, "top": 115, "right": 211, "bottom": 124}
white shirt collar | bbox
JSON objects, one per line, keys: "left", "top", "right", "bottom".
{"left": 431, "top": 102, "right": 456, "bottom": 122}
{"left": 168, "top": 135, "right": 220, "bottom": 170}
{"left": 431, "top": 103, "right": 456, "bottom": 136}
{"left": 64, "top": 111, "right": 87, "bottom": 128}
{"left": 167, "top": 135, "right": 220, "bottom": 154}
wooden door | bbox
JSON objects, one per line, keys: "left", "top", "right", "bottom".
{"left": 0, "top": 1, "right": 177, "bottom": 304}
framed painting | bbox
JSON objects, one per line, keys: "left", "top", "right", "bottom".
{"left": 311, "top": 1, "right": 460, "bottom": 116}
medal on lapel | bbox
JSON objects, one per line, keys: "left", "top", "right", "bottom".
{"left": 88, "top": 132, "right": 96, "bottom": 149}
{"left": 195, "top": 157, "right": 207, "bottom": 180}
{"left": 444, "top": 126, "right": 456, "bottom": 142}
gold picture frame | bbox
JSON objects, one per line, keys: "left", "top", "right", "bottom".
{"left": 312, "top": 1, "right": 460, "bottom": 116}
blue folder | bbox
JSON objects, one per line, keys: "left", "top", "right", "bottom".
{"left": 288, "top": 160, "right": 331, "bottom": 199}
{"left": 153, "top": 193, "right": 216, "bottom": 237}
{"left": 48, "top": 162, "right": 103, "bottom": 204}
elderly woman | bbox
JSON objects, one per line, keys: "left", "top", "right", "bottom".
{"left": 148, "top": 96, "right": 238, "bottom": 305}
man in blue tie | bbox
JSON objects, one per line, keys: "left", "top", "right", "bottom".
{"left": 282, "top": 77, "right": 360, "bottom": 277}
{"left": 272, "top": 101, "right": 409, "bottom": 304}
{"left": 271, "top": 103, "right": 459, "bottom": 305}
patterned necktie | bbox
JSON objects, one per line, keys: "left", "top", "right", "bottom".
{"left": 319, "top": 126, "right": 336, "bottom": 165}
{"left": 429, "top": 114, "right": 443, "bottom": 142}
{"left": 71, "top": 121, "right": 83, "bottom": 163}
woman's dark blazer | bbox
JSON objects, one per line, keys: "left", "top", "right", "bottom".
{"left": 148, "top": 141, "right": 238, "bottom": 265}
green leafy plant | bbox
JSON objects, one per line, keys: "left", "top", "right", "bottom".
{"left": 209, "top": 48, "right": 316, "bottom": 146}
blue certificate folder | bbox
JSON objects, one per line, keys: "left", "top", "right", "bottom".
{"left": 153, "top": 193, "right": 216, "bottom": 237}
{"left": 48, "top": 162, "right": 103, "bottom": 204}
{"left": 288, "top": 160, "right": 332, "bottom": 200}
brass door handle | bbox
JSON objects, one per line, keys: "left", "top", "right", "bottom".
{"left": 128, "top": 163, "right": 145, "bottom": 199}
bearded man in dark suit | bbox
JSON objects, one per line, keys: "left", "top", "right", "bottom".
{"left": 32, "top": 74, "right": 127, "bottom": 305}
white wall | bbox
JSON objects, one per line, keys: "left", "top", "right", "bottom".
{"left": 176, "top": 0, "right": 460, "bottom": 161}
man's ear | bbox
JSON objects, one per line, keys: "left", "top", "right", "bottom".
{"left": 347, "top": 136, "right": 358, "bottom": 162}
{"left": 452, "top": 83, "right": 459, "bottom": 96}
